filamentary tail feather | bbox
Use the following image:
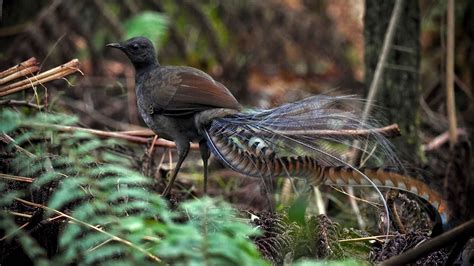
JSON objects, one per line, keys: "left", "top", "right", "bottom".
{"left": 201, "top": 95, "right": 447, "bottom": 222}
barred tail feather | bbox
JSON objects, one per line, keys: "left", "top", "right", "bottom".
{"left": 201, "top": 95, "right": 447, "bottom": 225}
{"left": 322, "top": 167, "right": 448, "bottom": 219}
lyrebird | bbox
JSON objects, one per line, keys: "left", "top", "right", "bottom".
{"left": 107, "top": 36, "right": 447, "bottom": 224}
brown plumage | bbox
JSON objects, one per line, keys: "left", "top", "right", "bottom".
{"left": 107, "top": 37, "right": 447, "bottom": 227}
{"left": 107, "top": 36, "right": 240, "bottom": 196}
{"left": 142, "top": 66, "right": 240, "bottom": 115}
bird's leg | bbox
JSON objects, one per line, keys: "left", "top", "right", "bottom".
{"left": 162, "top": 140, "right": 190, "bottom": 197}
{"left": 199, "top": 140, "right": 211, "bottom": 194}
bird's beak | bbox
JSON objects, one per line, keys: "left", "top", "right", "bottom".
{"left": 106, "top": 42, "right": 124, "bottom": 50}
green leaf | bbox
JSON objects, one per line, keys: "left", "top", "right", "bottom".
{"left": 84, "top": 243, "right": 125, "bottom": 265}
{"left": 0, "top": 109, "right": 21, "bottom": 132}
{"left": 123, "top": 11, "right": 169, "bottom": 50}
{"left": 48, "top": 177, "right": 89, "bottom": 210}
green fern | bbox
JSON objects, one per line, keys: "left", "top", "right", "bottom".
{"left": 0, "top": 109, "right": 266, "bottom": 265}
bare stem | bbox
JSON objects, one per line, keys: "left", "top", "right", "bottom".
{"left": 362, "top": 0, "right": 405, "bottom": 121}
{"left": 446, "top": 0, "right": 457, "bottom": 146}
{"left": 0, "top": 173, "right": 34, "bottom": 183}
{"left": 23, "top": 123, "right": 199, "bottom": 150}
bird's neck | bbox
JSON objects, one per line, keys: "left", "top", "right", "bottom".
{"left": 134, "top": 60, "right": 159, "bottom": 77}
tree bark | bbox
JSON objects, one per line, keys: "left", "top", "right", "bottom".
{"left": 364, "top": 0, "right": 422, "bottom": 163}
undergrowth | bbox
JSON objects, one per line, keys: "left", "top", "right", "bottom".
{"left": 0, "top": 109, "right": 266, "bottom": 265}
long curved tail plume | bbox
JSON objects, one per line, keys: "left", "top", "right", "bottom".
{"left": 321, "top": 167, "right": 447, "bottom": 219}
{"left": 201, "top": 95, "right": 447, "bottom": 222}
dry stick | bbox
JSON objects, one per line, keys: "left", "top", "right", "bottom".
{"left": 24, "top": 123, "right": 199, "bottom": 150}
{"left": 0, "top": 57, "right": 37, "bottom": 79}
{"left": 0, "top": 99, "right": 45, "bottom": 109}
{"left": 0, "top": 60, "right": 78, "bottom": 92}
{"left": 117, "top": 123, "right": 401, "bottom": 140}
{"left": 13, "top": 197, "right": 161, "bottom": 262}
{"left": 446, "top": 0, "right": 457, "bottom": 146}
{"left": 0, "top": 133, "right": 36, "bottom": 158}
{"left": 0, "top": 173, "right": 34, "bottom": 183}
{"left": 338, "top": 235, "right": 396, "bottom": 243}
{"left": 349, "top": 0, "right": 405, "bottom": 232}
{"left": 117, "top": 129, "right": 155, "bottom": 137}
{"left": 0, "top": 59, "right": 81, "bottom": 97}
{"left": 0, "top": 65, "right": 40, "bottom": 85}
{"left": 381, "top": 219, "right": 474, "bottom": 265}
{"left": 255, "top": 124, "right": 401, "bottom": 139}
{"left": 329, "top": 185, "right": 382, "bottom": 208}
{"left": 8, "top": 211, "right": 33, "bottom": 218}
{"left": 362, "top": 0, "right": 404, "bottom": 121}
{"left": 0, "top": 67, "right": 78, "bottom": 97}
{"left": 0, "top": 222, "right": 30, "bottom": 241}
{"left": 423, "top": 128, "right": 466, "bottom": 151}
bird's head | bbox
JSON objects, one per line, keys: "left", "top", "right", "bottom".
{"left": 107, "top": 36, "right": 157, "bottom": 69}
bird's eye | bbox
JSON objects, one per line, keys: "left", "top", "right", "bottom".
{"left": 130, "top": 44, "right": 139, "bottom": 50}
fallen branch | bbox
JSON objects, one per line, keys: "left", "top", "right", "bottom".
{"left": 0, "top": 133, "right": 36, "bottom": 158}
{"left": 0, "top": 57, "right": 38, "bottom": 79}
{"left": 256, "top": 124, "right": 401, "bottom": 139}
{"left": 117, "top": 129, "right": 155, "bottom": 137}
{"left": 0, "top": 59, "right": 82, "bottom": 97}
{"left": 24, "top": 123, "right": 199, "bottom": 150}
{"left": 0, "top": 173, "right": 34, "bottom": 183}
{"left": 0, "top": 65, "right": 40, "bottom": 85}
{"left": 0, "top": 99, "right": 45, "bottom": 109}
{"left": 423, "top": 128, "right": 467, "bottom": 151}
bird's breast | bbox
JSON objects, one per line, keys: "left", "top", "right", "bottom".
{"left": 136, "top": 91, "right": 202, "bottom": 142}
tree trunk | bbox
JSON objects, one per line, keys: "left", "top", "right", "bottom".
{"left": 364, "top": 0, "right": 422, "bottom": 163}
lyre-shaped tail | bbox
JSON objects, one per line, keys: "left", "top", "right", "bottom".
{"left": 205, "top": 128, "right": 447, "bottom": 218}
{"left": 200, "top": 95, "right": 447, "bottom": 221}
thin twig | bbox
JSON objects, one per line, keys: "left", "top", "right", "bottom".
{"left": 339, "top": 234, "right": 396, "bottom": 243}
{"left": 446, "top": 0, "right": 457, "bottom": 147}
{"left": 347, "top": 186, "right": 366, "bottom": 229}
{"left": 14, "top": 197, "right": 161, "bottom": 262}
{"left": 257, "top": 124, "right": 401, "bottom": 139}
{"left": 117, "top": 129, "right": 155, "bottom": 136}
{"left": 362, "top": 0, "right": 405, "bottom": 121}
{"left": 0, "top": 222, "right": 30, "bottom": 241}
{"left": 422, "top": 128, "right": 466, "bottom": 151}
{"left": 0, "top": 173, "right": 34, "bottom": 183}
{"left": 22, "top": 123, "right": 199, "bottom": 150}
{"left": 0, "top": 99, "right": 45, "bottom": 109}
{"left": 329, "top": 185, "right": 382, "bottom": 208}
{"left": 8, "top": 211, "right": 32, "bottom": 218}
{"left": 0, "top": 133, "right": 36, "bottom": 158}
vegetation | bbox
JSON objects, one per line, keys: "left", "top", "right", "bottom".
{"left": 1, "top": 0, "right": 472, "bottom": 265}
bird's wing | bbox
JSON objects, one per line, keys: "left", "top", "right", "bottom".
{"left": 145, "top": 66, "right": 241, "bottom": 116}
